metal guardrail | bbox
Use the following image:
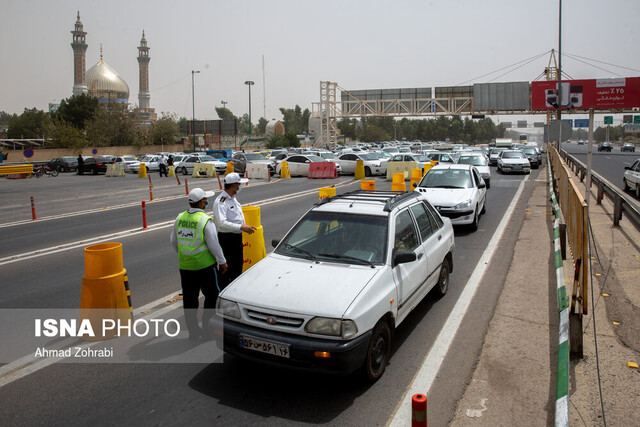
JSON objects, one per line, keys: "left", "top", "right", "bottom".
{"left": 560, "top": 150, "right": 640, "bottom": 230}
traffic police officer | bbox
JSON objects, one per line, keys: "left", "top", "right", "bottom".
{"left": 212, "top": 172, "right": 256, "bottom": 288}
{"left": 170, "top": 188, "right": 227, "bottom": 339}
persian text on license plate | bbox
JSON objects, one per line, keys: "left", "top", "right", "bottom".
{"left": 240, "top": 336, "right": 290, "bottom": 358}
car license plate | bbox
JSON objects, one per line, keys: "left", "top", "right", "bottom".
{"left": 240, "top": 336, "right": 290, "bottom": 358}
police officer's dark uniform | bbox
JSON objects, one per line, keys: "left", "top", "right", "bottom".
{"left": 170, "top": 188, "right": 227, "bottom": 339}
{"left": 212, "top": 173, "right": 256, "bottom": 288}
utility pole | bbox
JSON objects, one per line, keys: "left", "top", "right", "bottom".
{"left": 244, "top": 80, "right": 254, "bottom": 136}
{"left": 191, "top": 70, "right": 200, "bottom": 152}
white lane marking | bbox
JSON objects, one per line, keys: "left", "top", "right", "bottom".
{"left": 0, "top": 180, "right": 358, "bottom": 266}
{"left": 388, "top": 175, "right": 529, "bottom": 426}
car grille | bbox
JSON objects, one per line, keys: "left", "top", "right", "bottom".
{"left": 246, "top": 309, "right": 304, "bottom": 328}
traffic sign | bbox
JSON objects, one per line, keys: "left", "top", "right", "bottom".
{"left": 604, "top": 116, "right": 613, "bottom": 125}
{"left": 92, "top": 149, "right": 98, "bottom": 154}
{"left": 634, "top": 115, "right": 640, "bottom": 124}
{"left": 549, "top": 120, "right": 572, "bottom": 142}
{"left": 23, "top": 148, "right": 34, "bottom": 158}
{"left": 563, "top": 119, "right": 573, "bottom": 127}
{"left": 574, "top": 119, "right": 589, "bottom": 128}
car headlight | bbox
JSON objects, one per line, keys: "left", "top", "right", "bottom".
{"left": 305, "top": 317, "right": 358, "bottom": 339}
{"left": 216, "top": 298, "right": 241, "bottom": 319}
{"left": 453, "top": 199, "right": 472, "bottom": 210}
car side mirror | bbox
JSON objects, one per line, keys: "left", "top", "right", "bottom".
{"left": 412, "top": 182, "right": 418, "bottom": 188}
{"left": 478, "top": 181, "right": 486, "bottom": 189}
{"left": 393, "top": 251, "right": 417, "bottom": 267}
{"left": 625, "top": 166, "right": 631, "bottom": 170}
{"left": 271, "top": 239, "right": 281, "bottom": 248}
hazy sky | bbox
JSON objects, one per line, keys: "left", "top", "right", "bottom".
{"left": 2, "top": 0, "right": 639, "bottom": 125}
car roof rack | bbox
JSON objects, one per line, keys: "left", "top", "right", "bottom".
{"left": 314, "top": 190, "right": 420, "bottom": 212}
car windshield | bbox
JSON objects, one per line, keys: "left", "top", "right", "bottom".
{"left": 490, "top": 148, "right": 506, "bottom": 155}
{"left": 521, "top": 148, "right": 536, "bottom": 155}
{"left": 416, "top": 155, "right": 432, "bottom": 162}
{"left": 276, "top": 211, "right": 387, "bottom": 265}
{"left": 305, "top": 155, "right": 324, "bottom": 162}
{"left": 502, "top": 152, "right": 526, "bottom": 159}
{"left": 244, "top": 153, "right": 267, "bottom": 160}
{"left": 420, "top": 169, "right": 473, "bottom": 189}
{"left": 320, "top": 152, "right": 337, "bottom": 159}
{"left": 457, "top": 155, "right": 488, "bottom": 166}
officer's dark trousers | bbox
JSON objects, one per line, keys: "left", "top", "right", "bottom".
{"left": 217, "top": 232, "right": 243, "bottom": 288}
{"left": 179, "top": 264, "right": 220, "bottom": 337}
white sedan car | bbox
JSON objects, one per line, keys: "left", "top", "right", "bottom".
{"left": 275, "top": 154, "right": 341, "bottom": 177}
{"left": 211, "top": 190, "right": 455, "bottom": 382}
{"left": 175, "top": 155, "right": 227, "bottom": 175}
{"left": 335, "top": 153, "right": 385, "bottom": 176}
{"left": 414, "top": 164, "right": 487, "bottom": 231}
{"left": 456, "top": 153, "right": 491, "bottom": 188}
{"left": 130, "top": 155, "right": 161, "bottom": 173}
{"left": 497, "top": 150, "right": 531, "bottom": 174}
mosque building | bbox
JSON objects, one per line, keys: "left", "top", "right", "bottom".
{"left": 70, "top": 12, "right": 156, "bottom": 123}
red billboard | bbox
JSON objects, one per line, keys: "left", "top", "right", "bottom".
{"left": 531, "top": 77, "right": 640, "bottom": 110}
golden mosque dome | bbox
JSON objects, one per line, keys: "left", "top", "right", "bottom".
{"left": 86, "top": 51, "right": 130, "bottom": 103}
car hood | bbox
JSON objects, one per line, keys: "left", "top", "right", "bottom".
{"left": 418, "top": 188, "right": 476, "bottom": 207}
{"left": 221, "top": 254, "right": 382, "bottom": 318}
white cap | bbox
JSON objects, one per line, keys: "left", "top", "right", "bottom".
{"left": 224, "top": 172, "right": 248, "bottom": 184}
{"left": 188, "top": 188, "right": 215, "bottom": 203}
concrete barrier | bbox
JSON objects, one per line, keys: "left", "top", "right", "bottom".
{"left": 105, "top": 164, "right": 125, "bottom": 177}
{"left": 246, "top": 163, "right": 270, "bottom": 180}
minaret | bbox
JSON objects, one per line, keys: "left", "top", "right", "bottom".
{"left": 71, "top": 11, "right": 88, "bottom": 95}
{"left": 137, "top": 30, "right": 150, "bottom": 109}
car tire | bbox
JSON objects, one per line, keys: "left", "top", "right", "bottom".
{"left": 92, "top": 166, "right": 98, "bottom": 175}
{"left": 636, "top": 184, "right": 640, "bottom": 199}
{"left": 624, "top": 179, "right": 630, "bottom": 191}
{"left": 364, "top": 166, "right": 371, "bottom": 177}
{"left": 470, "top": 206, "right": 479, "bottom": 231}
{"left": 146, "top": 166, "right": 150, "bottom": 173}
{"left": 182, "top": 167, "right": 188, "bottom": 176}
{"left": 434, "top": 258, "right": 450, "bottom": 298}
{"left": 362, "top": 321, "right": 391, "bottom": 383}
{"left": 485, "top": 179, "right": 491, "bottom": 189}
{"left": 481, "top": 200, "right": 486, "bottom": 214}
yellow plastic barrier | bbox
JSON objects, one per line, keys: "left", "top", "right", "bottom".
{"left": 80, "top": 242, "right": 131, "bottom": 340}
{"left": 138, "top": 163, "right": 147, "bottom": 178}
{"left": 386, "top": 161, "right": 418, "bottom": 181}
{"left": 224, "top": 162, "right": 234, "bottom": 175}
{"left": 391, "top": 173, "right": 407, "bottom": 192}
{"left": 361, "top": 180, "right": 376, "bottom": 191}
{"left": 193, "top": 163, "right": 215, "bottom": 178}
{"left": 280, "top": 161, "right": 291, "bottom": 179}
{"left": 0, "top": 164, "right": 34, "bottom": 176}
{"left": 319, "top": 187, "right": 336, "bottom": 200}
{"left": 354, "top": 159, "right": 365, "bottom": 180}
{"left": 168, "top": 165, "right": 175, "bottom": 177}
{"left": 423, "top": 163, "right": 433, "bottom": 175}
{"left": 409, "top": 168, "right": 423, "bottom": 190}
{"left": 242, "top": 206, "right": 266, "bottom": 272}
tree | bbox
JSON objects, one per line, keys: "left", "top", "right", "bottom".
{"left": 177, "top": 117, "right": 189, "bottom": 136}
{"left": 149, "top": 113, "right": 180, "bottom": 146}
{"left": 48, "top": 120, "right": 87, "bottom": 150}
{"left": 257, "top": 117, "right": 268, "bottom": 135}
{"left": 279, "top": 105, "right": 310, "bottom": 134}
{"left": 7, "top": 108, "right": 51, "bottom": 139}
{"left": 0, "top": 111, "right": 12, "bottom": 125}
{"left": 265, "top": 133, "right": 285, "bottom": 149}
{"left": 85, "top": 103, "right": 139, "bottom": 147}
{"left": 238, "top": 113, "right": 252, "bottom": 135}
{"left": 55, "top": 94, "right": 100, "bottom": 129}
{"left": 215, "top": 107, "right": 237, "bottom": 122}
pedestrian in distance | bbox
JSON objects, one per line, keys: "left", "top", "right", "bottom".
{"left": 159, "top": 155, "right": 168, "bottom": 177}
{"left": 170, "top": 188, "right": 228, "bottom": 339}
{"left": 212, "top": 172, "right": 256, "bottom": 288}
{"left": 77, "top": 154, "right": 83, "bottom": 175}
{"left": 167, "top": 154, "right": 174, "bottom": 167}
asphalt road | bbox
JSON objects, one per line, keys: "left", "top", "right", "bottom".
{"left": 1, "top": 167, "right": 540, "bottom": 425}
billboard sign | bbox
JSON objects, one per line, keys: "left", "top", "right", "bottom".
{"left": 531, "top": 77, "right": 640, "bottom": 110}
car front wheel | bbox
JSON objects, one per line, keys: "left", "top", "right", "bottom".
{"left": 636, "top": 184, "right": 640, "bottom": 199}
{"left": 470, "top": 206, "right": 479, "bottom": 231}
{"left": 362, "top": 321, "right": 391, "bottom": 383}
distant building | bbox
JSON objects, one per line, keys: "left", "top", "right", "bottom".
{"left": 70, "top": 12, "right": 156, "bottom": 122}
{"left": 265, "top": 119, "right": 285, "bottom": 136}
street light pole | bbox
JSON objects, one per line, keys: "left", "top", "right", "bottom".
{"left": 244, "top": 80, "right": 254, "bottom": 136}
{"left": 221, "top": 100, "right": 228, "bottom": 109}
{"left": 192, "top": 70, "right": 200, "bottom": 152}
